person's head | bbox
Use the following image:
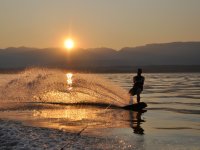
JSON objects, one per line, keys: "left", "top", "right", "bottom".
{"left": 137, "top": 68, "right": 142, "bottom": 75}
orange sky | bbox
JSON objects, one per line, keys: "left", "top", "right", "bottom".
{"left": 0, "top": 0, "right": 200, "bottom": 49}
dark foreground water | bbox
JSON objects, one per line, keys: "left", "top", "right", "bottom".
{"left": 0, "top": 69, "right": 199, "bottom": 149}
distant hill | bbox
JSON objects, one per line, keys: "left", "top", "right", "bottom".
{"left": 0, "top": 42, "right": 200, "bottom": 72}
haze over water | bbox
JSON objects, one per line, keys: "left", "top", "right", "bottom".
{"left": 0, "top": 69, "right": 199, "bottom": 149}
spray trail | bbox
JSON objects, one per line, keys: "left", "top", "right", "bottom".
{"left": 0, "top": 68, "right": 129, "bottom": 110}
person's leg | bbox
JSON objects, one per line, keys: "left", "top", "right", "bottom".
{"left": 136, "top": 89, "right": 141, "bottom": 103}
{"left": 137, "top": 93, "right": 140, "bottom": 103}
{"left": 129, "top": 88, "right": 137, "bottom": 104}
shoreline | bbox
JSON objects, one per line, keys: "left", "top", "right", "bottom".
{"left": 1, "top": 65, "right": 200, "bottom": 74}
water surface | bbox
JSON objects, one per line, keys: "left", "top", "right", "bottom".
{"left": 0, "top": 70, "right": 199, "bottom": 149}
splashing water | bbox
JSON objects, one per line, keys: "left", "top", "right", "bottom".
{"left": 0, "top": 68, "right": 129, "bottom": 110}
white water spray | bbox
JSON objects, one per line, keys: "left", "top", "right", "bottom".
{"left": 0, "top": 68, "right": 129, "bottom": 110}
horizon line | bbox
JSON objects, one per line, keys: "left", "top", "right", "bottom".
{"left": 1, "top": 41, "right": 200, "bottom": 51}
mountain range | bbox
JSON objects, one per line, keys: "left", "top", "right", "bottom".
{"left": 0, "top": 42, "right": 200, "bottom": 72}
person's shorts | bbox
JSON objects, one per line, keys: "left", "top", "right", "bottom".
{"left": 129, "top": 87, "right": 142, "bottom": 96}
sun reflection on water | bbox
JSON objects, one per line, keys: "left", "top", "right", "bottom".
{"left": 33, "top": 108, "right": 96, "bottom": 121}
{"left": 28, "top": 106, "right": 146, "bottom": 136}
{"left": 66, "top": 73, "right": 73, "bottom": 90}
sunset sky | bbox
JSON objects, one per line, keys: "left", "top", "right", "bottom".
{"left": 0, "top": 0, "right": 200, "bottom": 49}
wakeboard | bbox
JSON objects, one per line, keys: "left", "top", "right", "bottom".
{"left": 122, "top": 102, "right": 147, "bottom": 111}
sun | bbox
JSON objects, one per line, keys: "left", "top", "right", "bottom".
{"left": 64, "top": 39, "right": 74, "bottom": 49}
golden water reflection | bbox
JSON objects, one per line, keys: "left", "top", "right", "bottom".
{"left": 66, "top": 73, "right": 73, "bottom": 90}
{"left": 32, "top": 106, "right": 145, "bottom": 135}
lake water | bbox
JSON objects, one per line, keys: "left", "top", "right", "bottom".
{"left": 0, "top": 69, "right": 199, "bottom": 149}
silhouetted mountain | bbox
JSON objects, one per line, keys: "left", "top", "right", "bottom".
{"left": 0, "top": 42, "right": 200, "bottom": 72}
{"left": 119, "top": 42, "right": 200, "bottom": 65}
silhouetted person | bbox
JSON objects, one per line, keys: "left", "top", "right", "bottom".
{"left": 129, "top": 68, "right": 145, "bottom": 103}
